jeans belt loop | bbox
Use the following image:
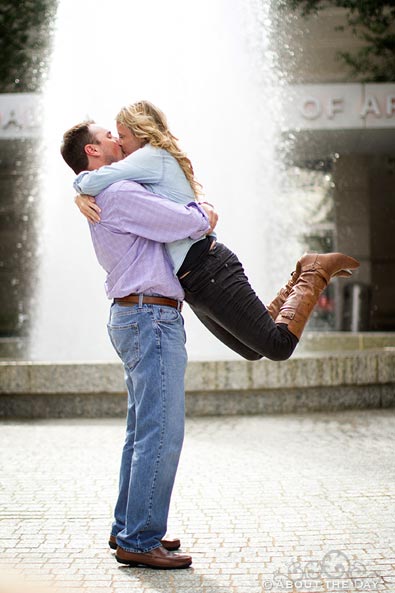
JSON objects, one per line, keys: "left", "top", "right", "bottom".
{"left": 138, "top": 293, "right": 144, "bottom": 309}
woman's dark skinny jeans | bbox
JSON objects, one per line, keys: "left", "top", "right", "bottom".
{"left": 180, "top": 242, "right": 298, "bottom": 362}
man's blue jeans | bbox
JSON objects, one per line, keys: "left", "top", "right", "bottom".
{"left": 107, "top": 301, "right": 187, "bottom": 553}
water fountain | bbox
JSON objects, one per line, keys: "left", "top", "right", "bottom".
{"left": 30, "top": 0, "right": 301, "bottom": 361}
{"left": 2, "top": 0, "right": 394, "bottom": 419}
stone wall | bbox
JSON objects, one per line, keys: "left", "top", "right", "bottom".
{"left": 1, "top": 349, "right": 394, "bottom": 418}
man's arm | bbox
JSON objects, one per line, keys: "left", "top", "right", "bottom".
{"left": 103, "top": 180, "right": 211, "bottom": 243}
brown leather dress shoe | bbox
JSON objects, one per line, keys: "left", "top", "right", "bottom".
{"left": 109, "top": 534, "right": 180, "bottom": 552}
{"left": 115, "top": 544, "right": 192, "bottom": 569}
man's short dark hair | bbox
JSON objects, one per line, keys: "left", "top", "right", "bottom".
{"left": 60, "top": 120, "right": 97, "bottom": 174}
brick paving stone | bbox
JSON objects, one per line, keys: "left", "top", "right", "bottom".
{"left": 1, "top": 410, "right": 395, "bottom": 593}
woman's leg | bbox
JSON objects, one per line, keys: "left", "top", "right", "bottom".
{"left": 275, "top": 252, "right": 359, "bottom": 338}
{"left": 189, "top": 304, "right": 262, "bottom": 361}
{"left": 181, "top": 243, "right": 298, "bottom": 361}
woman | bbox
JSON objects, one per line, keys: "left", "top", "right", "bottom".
{"left": 74, "top": 101, "right": 359, "bottom": 361}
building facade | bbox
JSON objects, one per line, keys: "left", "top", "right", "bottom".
{"left": 274, "top": 6, "right": 395, "bottom": 331}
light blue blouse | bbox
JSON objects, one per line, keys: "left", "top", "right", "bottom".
{"left": 74, "top": 144, "right": 209, "bottom": 273}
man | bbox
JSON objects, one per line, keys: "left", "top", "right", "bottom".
{"left": 61, "top": 121, "right": 215, "bottom": 569}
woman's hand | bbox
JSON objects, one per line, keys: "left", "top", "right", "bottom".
{"left": 74, "top": 194, "right": 101, "bottom": 223}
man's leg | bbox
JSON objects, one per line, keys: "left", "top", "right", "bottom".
{"left": 108, "top": 302, "right": 187, "bottom": 553}
{"left": 109, "top": 389, "right": 181, "bottom": 549}
{"left": 110, "top": 371, "right": 136, "bottom": 538}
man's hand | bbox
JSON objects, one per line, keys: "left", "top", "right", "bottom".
{"left": 75, "top": 194, "right": 101, "bottom": 223}
{"left": 198, "top": 202, "right": 218, "bottom": 234}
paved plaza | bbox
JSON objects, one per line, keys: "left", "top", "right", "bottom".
{"left": 1, "top": 410, "right": 395, "bottom": 593}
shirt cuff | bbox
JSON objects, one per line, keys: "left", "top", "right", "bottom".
{"left": 187, "top": 202, "right": 211, "bottom": 240}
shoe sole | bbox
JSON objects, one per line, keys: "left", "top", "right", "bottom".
{"left": 109, "top": 540, "right": 180, "bottom": 552}
{"left": 115, "top": 554, "right": 192, "bottom": 569}
{"left": 333, "top": 269, "right": 353, "bottom": 277}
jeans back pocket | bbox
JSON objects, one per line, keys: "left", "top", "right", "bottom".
{"left": 107, "top": 321, "right": 140, "bottom": 371}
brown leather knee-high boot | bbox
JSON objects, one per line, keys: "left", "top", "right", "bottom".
{"left": 275, "top": 252, "right": 360, "bottom": 339}
{"left": 266, "top": 251, "right": 356, "bottom": 321}
{"left": 266, "top": 261, "right": 302, "bottom": 320}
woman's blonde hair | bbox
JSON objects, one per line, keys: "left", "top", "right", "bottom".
{"left": 116, "top": 100, "right": 202, "bottom": 198}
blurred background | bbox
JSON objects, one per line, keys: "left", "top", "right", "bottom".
{"left": 0, "top": 0, "right": 394, "bottom": 362}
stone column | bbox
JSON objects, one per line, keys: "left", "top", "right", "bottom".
{"left": 332, "top": 155, "right": 371, "bottom": 329}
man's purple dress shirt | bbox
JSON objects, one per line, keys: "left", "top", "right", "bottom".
{"left": 88, "top": 180, "right": 210, "bottom": 300}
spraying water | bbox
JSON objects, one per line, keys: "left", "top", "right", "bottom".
{"left": 30, "top": 0, "right": 298, "bottom": 361}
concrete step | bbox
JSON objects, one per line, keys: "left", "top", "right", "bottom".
{"left": 1, "top": 348, "right": 394, "bottom": 418}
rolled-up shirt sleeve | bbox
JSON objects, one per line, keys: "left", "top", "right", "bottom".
{"left": 101, "top": 180, "right": 210, "bottom": 243}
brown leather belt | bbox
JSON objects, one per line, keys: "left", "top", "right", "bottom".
{"left": 114, "top": 294, "right": 182, "bottom": 311}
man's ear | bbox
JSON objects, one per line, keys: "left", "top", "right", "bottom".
{"left": 85, "top": 143, "right": 100, "bottom": 157}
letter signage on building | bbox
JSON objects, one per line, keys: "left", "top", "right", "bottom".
{"left": 282, "top": 84, "right": 395, "bottom": 131}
